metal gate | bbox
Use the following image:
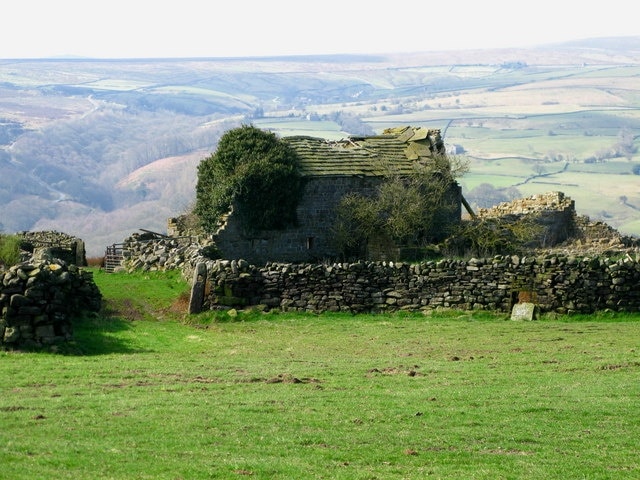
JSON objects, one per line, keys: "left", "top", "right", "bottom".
{"left": 104, "top": 243, "right": 124, "bottom": 273}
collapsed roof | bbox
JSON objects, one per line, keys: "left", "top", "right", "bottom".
{"left": 283, "top": 126, "right": 446, "bottom": 177}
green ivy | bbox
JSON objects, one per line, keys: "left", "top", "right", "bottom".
{"left": 195, "top": 125, "right": 303, "bottom": 233}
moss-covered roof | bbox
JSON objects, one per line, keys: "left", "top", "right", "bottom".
{"left": 283, "top": 126, "right": 445, "bottom": 177}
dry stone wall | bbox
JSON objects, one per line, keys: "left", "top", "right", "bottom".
{"left": 1, "top": 253, "right": 101, "bottom": 348}
{"left": 120, "top": 232, "right": 210, "bottom": 273}
{"left": 19, "top": 230, "right": 87, "bottom": 266}
{"left": 200, "top": 252, "right": 640, "bottom": 315}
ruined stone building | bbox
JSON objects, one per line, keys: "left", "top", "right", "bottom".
{"left": 212, "top": 126, "right": 462, "bottom": 264}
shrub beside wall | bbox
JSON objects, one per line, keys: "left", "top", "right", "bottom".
{"left": 199, "top": 253, "right": 640, "bottom": 315}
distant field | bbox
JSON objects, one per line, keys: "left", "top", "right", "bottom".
{"left": 83, "top": 79, "right": 153, "bottom": 91}
{"left": 255, "top": 62, "right": 640, "bottom": 236}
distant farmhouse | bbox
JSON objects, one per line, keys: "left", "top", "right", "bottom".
{"left": 211, "top": 126, "right": 462, "bottom": 264}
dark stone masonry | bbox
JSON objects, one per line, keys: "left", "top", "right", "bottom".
{"left": 1, "top": 251, "right": 101, "bottom": 349}
{"left": 198, "top": 253, "right": 640, "bottom": 315}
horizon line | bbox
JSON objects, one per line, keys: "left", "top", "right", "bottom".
{"left": 1, "top": 35, "right": 639, "bottom": 62}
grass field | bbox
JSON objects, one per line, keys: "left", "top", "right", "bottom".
{"left": 1, "top": 269, "right": 639, "bottom": 479}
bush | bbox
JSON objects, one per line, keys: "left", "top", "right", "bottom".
{"left": 442, "top": 216, "right": 544, "bottom": 257}
{"left": 331, "top": 156, "right": 463, "bottom": 260}
{"left": 86, "top": 256, "right": 105, "bottom": 268}
{"left": 332, "top": 193, "right": 381, "bottom": 258}
{"left": 195, "top": 125, "right": 303, "bottom": 233}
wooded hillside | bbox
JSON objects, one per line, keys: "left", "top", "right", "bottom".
{"left": 1, "top": 37, "right": 639, "bottom": 255}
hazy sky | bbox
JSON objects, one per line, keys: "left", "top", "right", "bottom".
{"left": 1, "top": 0, "right": 637, "bottom": 59}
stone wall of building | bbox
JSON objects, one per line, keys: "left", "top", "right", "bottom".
{"left": 213, "top": 176, "right": 382, "bottom": 264}
{"left": 198, "top": 252, "right": 640, "bottom": 315}
{"left": 1, "top": 253, "right": 101, "bottom": 348}
{"left": 213, "top": 176, "right": 461, "bottom": 264}
{"left": 477, "top": 191, "right": 575, "bottom": 218}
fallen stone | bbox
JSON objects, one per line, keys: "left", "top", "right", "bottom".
{"left": 511, "top": 302, "right": 538, "bottom": 321}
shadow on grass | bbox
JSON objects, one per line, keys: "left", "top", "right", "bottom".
{"left": 61, "top": 313, "right": 150, "bottom": 356}
{"left": 52, "top": 295, "right": 189, "bottom": 356}
{"left": 5, "top": 313, "right": 146, "bottom": 356}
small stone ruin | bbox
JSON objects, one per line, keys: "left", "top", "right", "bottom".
{"left": 476, "top": 191, "right": 638, "bottom": 253}
{"left": 1, "top": 243, "right": 101, "bottom": 349}
{"left": 18, "top": 230, "right": 87, "bottom": 266}
{"left": 477, "top": 191, "right": 576, "bottom": 246}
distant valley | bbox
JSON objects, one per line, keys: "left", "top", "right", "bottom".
{"left": 1, "top": 37, "right": 639, "bottom": 256}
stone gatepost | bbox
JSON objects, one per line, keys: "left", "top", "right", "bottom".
{"left": 189, "top": 263, "right": 207, "bottom": 314}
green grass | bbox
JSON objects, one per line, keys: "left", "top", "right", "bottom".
{"left": 1, "top": 270, "right": 639, "bottom": 479}
{"left": 0, "top": 233, "right": 21, "bottom": 267}
{"left": 92, "top": 268, "right": 191, "bottom": 322}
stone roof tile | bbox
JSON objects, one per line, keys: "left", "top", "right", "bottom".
{"left": 284, "top": 126, "right": 444, "bottom": 177}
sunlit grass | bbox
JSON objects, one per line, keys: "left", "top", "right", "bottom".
{"left": 1, "top": 271, "right": 639, "bottom": 479}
